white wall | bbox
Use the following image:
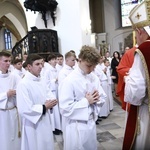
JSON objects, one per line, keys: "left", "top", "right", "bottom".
{"left": 54, "top": 0, "right": 82, "bottom": 56}
{"left": 20, "top": 0, "right": 91, "bottom": 56}
{"left": 79, "top": 0, "right": 92, "bottom": 47}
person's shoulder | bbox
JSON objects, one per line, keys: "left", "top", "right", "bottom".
{"left": 91, "top": 71, "right": 98, "bottom": 77}
{"left": 123, "top": 47, "right": 136, "bottom": 59}
{"left": 58, "top": 67, "right": 64, "bottom": 75}
{"left": 45, "top": 68, "right": 51, "bottom": 74}
{"left": 59, "top": 72, "right": 73, "bottom": 86}
{"left": 127, "top": 47, "right": 136, "bottom": 54}
{"left": 10, "top": 71, "right": 21, "bottom": 79}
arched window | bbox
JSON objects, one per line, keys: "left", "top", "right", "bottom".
{"left": 4, "top": 29, "right": 12, "bottom": 50}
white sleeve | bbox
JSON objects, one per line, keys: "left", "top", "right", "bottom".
{"left": 124, "top": 53, "right": 146, "bottom": 106}
{"left": 16, "top": 83, "right": 43, "bottom": 124}
{"left": 0, "top": 92, "right": 7, "bottom": 109}
{"left": 58, "top": 70, "right": 66, "bottom": 85}
{"left": 58, "top": 79, "right": 89, "bottom": 121}
{"left": 93, "top": 76, "right": 107, "bottom": 115}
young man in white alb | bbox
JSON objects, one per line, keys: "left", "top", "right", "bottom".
{"left": 0, "top": 51, "right": 21, "bottom": 150}
{"left": 59, "top": 46, "right": 106, "bottom": 150}
{"left": 16, "top": 54, "right": 57, "bottom": 150}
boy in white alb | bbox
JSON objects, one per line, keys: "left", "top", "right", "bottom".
{"left": 16, "top": 54, "right": 57, "bottom": 150}
{"left": 58, "top": 51, "right": 76, "bottom": 84}
{"left": 94, "top": 57, "right": 110, "bottom": 118}
{"left": 11, "top": 58, "right": 26, "bottom": 79}
{"left": 59, "top": 46, "right": 106, "bottom": 150}
{"left": 44, "top": 53, "right": 61, "bottom": 135}
{"left": 0, "top": 51, "right": 21, "bottom": 150}
{"left": 56, "top": 53, "right": 64, "bottom": 73}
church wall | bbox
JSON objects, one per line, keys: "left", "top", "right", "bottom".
{"left": 18, "top": 0, "right": 135, "bottom": 56}
{"left": 0, "top": 29, "right": 5, "bottom": 51}
{"left": 79, "top": 0, "right": 92, "bottom": 50}
{"left": 11, "top": 34, "right": 17, "bottom": 49}
{"left": 55, "top": 0, "right": 83, "bottom": 56}
{"left": 103, "top": 0, "right": 133, "bottom": 55}
{"left": 19, "top": 0, "right": 91, "bottom": 56}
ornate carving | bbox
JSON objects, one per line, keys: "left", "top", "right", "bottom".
{"left": 99, "top": 41, "right": 109, "bottom": 56}
{"left": 24, "top": 0, "right": 58, "bottom": 27}
{"left": 12, "top": 29, "right": 59, "bottom": 59}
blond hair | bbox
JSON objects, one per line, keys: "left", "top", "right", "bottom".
{"left": 65, "top": 51, "right": 76, "bottom": 59}
{"left": 78, "top": 45, "right": 100, "bottom": 65}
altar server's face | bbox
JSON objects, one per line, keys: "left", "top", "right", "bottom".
{"left": 14, "top": 62, "right": 23, "bottom": 70}
{"left": 28, "top": 59, "right": 43, "bottom": 77}
{"left": 57, "top": 57, "right": 63, "bottom": 65}
{"left": 66, "top": 56, "right": 76, "bottom": 67}
{"left": 0, "top": 56, "right": 11, "bottom": 73}
{"left": 48, "top": 58, "right": 57, "bottom": 67}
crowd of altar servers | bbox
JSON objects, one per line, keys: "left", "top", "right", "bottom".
{"left": 8, "top": 49, "right": 115, "bottom": 144}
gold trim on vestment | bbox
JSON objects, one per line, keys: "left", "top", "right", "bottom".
{"left": 136, "top": 49, "right": 150, "bottom": 113}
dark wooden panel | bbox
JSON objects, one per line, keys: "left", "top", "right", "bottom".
{"left": 28, "top": 29, "right": 59, "bottom": 54}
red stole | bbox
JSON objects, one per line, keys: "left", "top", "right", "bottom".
{"left": 122, "top": 41, "right": 150, "bottom": 150}
{"left": 138, "top": 40, "right": 150, "bottom": 75}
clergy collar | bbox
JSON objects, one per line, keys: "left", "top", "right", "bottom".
{"left": 77, "top": 66, "right": 87, "bottom": 76}
{"left": 0, "top": 70, "right": 9, "bottom": 78}
{"left": 49, "top": 65, "right": 57, "bottom": 71}
{"left": 64, "top": 64, "right": 74, "bottom": 70}
{"left": 26, "top": 71, "right": 41, "bottom": 81}
{"left": 14, "top": 68, "right": 21, "bottom": 73}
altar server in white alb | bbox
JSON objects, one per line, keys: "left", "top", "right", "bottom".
{"left": 11, "top": 58, "right": 26, "bottom": 79}
{"left": 44, "top": 53, "right": 62, "bottom": 135}
{"left": 0, "top": 51, "right": 21, "bottom": 150}
{"left": 94, "top": 56, "right": 110, "bottom": 118}
{"left": 59, "top": 46, "right": 107, "bottom": 150}
{"left": 16, "top": 54, "right": 57, "bottom": 150}
{"left": 104, "top": 59, "right": 113, "bottom": 111}
{"left": 58, "top": 51, "right": 76, "bottom": 84}
{"left": 56, "top": 53, "right": 64, "bottom": 73}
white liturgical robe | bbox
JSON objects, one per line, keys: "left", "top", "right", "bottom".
{"left": 11, "top": 68, "right": 26, "bottom": 79}
{"left": 124, "top": 53, "right": 150, "bottom": 149}
{"left": 94, "top": 64, "right": 110, "bottom": 117}
{"left": 56, "top": 63, "right": 63, "bottom": 73}
{"left": 44, "top": 65, "right": 61, "bottom": 131}
{"left": 59, "top": 66, "right": 107, "bottom": 150}
{"left": 106, "top": 66, "right": 113, "bottom": 110}
{"left": 0, "top": 71, "right": 21, "bottom": 150}
{"left": 58, "top": 64, "right": 74, "bottom": 84}
{"left": 16, "top": 71, "right": 55, "bottom": 150}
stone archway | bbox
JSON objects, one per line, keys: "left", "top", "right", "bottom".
{"left": 0, "top": 0, "right": 28, "bottom": 40}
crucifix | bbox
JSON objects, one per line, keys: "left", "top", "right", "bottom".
{"left": 135, "top": 12, "right": 141, "bottom": 19}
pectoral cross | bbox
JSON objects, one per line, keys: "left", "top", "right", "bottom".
{"left": 135, "top": 12, "right": 141, "bottom": 20}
